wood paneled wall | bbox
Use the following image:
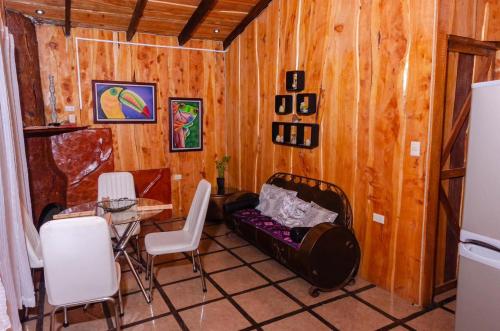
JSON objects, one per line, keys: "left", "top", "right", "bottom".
{"left": 225, "top": 0, "right": 436, "bottom": 304}
{"left": 36, "top": 25, "right": 226, "bottom": 214}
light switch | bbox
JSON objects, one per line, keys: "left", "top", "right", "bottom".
{"left": 373, "top": 213, "right": 385, "bottom": 224}
{"left": 410, "top": 141, "right": 421, "bottom": 157}
{"left": 65, "top": 105, "right": 75, "bottom": 112}
{"left": 173, "top": 174, "right": 183, "bottom": 181}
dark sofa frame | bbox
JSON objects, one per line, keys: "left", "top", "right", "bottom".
{"left": 224, "top": 173, "right": 361, "bottom": 297}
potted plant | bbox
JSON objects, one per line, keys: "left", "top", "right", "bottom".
{"left": 215, "top": 155, "right": 231, "bottom": 194}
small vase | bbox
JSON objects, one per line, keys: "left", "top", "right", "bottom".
{"left": 216, "top": 177, "right": 225, "bottom": 194}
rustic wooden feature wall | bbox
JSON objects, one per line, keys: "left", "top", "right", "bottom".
{"left": 225, "top": 0, "right": 436, "bottom": 304}
{"left": 36, "top": 25, "right": 226, "bottom": 214}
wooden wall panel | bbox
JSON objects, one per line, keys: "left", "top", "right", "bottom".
{"left": 226, "top": 0, "right": 436, "bottom": 304}
{"left": 36, "top": 25, "right": 226, "bottom": 214}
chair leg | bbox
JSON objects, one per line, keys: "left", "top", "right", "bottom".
{"left": 148, "top": 255, "right": 156, "bottom": 299}
{"left": 107, "top": 298, "right": 121, "bottom": 331}
{"left": 135, "top": 235, "right": 141, "bottom": 256}
{"left": 50, "top": 306, "right": 61, "bottom": 331}
{"left": 195, "top": 249, "right": 207, "bottom": 292}
{"left": 191, "top": 251, "right": 197, "bottom": 273}
{"left": 145, "top": 254, "right": 150, "bottom": 280}
{"left": 63, "top": 307, "right": 69, "bottom": 327}
{"left": 118, "top": 288, "right": 124, "bottom": 316}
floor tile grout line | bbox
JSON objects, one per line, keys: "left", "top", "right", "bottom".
{"left": 440, "top": 306, "right": 455, "bottom": 314}
{"left": 120, "top": 258, "right": 281, "bottom": 298}
{"left": 181, "top": 251, "right": 263, "bottom": 330}
{"left": 348, "top": 292, "right": 401, "bottom": 322}
{"left": 395, "top": 295, "right": 457, "bottom": 326}
{"left": 120, "top": 311, "right": 172, "bottom": 329}
{"left": 205, "top": 228, "right": 340, "bottom": 330}
{"left": 151, "top": 275, "right": 189, "bottom": 331}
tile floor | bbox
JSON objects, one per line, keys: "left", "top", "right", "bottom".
{"left": 22, "top": 220, "right": 456, "bottom": 331}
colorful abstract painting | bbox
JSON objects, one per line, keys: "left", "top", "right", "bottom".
{"left": 169, "top": 98, "right": 203, "bottom": 152}
{"left": 92, "top": 80, "right": 157, "bottom": 123}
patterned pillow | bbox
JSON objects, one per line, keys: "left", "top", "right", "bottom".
{"left": 256, "top": 184, "right": 297, "bottom": 219}
{"left": 303, "top": 202, "right": 338, "bottom": 227}
{"left": 274, "top": 194, "right": 311, "bottom": 227}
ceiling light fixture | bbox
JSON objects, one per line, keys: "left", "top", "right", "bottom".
{"left": 35, "top": 9, "right": 45, "bottom": 15}
{"left": 214, "top": 28, "right": 220, "bottom": 33}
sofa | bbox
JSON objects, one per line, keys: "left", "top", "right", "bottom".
{"left": 224, "top": 173, "right": 360, "bottom": 297}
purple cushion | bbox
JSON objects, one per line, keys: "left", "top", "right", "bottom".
{"left": 233, "top": 209, "right": 300, "bottom": 250}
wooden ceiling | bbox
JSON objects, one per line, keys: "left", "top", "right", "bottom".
{"left": 5, "top": 0, "right": 272, "bottom": 48}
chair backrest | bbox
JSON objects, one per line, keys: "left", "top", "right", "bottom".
{"left": 40, "top": 216, "right": 118, "bottom": 306}
{"left": 22, "top": 207, "right": 43, "bottom": 268}
{"left": 184, "top": 179, "right": 211, "bottom": 249}
{"left": 98, "top": 172, "right": 136, "bottom": 200}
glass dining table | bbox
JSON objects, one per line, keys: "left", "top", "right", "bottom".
{"left": 55, "top": 198, "right": 173, "bottom": 303}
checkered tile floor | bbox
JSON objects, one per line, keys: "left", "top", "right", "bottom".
{"left": 22, "top": 220, "right": 456, "bottom": 331}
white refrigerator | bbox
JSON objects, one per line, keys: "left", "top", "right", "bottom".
{"left": 455, "top": 80, "right": 500, "bottom": 331}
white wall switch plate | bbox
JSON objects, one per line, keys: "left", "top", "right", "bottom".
{"left": 373, "top": 213, "right": 385, "bottom": 224}
{"left": 65, "top": 105, "right": 75, "bottom": 112}
{"left": 68, "top": 114, "right": 76, "bottom": 123}
{"left": 173, "top": 174, "right": 183, "bottom": 181}
{"left": 410, "top": 141, "right": 421, "bottom": 157}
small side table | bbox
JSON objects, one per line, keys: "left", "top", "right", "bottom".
{"left": 206, "top": 187, "right": 239, "bottom": 223}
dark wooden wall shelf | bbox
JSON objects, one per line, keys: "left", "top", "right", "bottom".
{"left": 23, "top": 125, "right": 89, "bottom": 138}
{"left": 296, "top": 93, "right": 317, "bottom": 115}
{"left": 272, "top": 122, "right": 319, "bottom": 149}
{"left": 275, "top": 95, "right": 293, "bottom": 115}
{"left": 286, "top": 71, "right": 305, "bottom": 92}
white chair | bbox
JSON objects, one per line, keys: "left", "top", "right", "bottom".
{"left": 145, "top": 179, "right": 211, "bottom": 296}
{"left": 98, "top": 172, "right": 141, "bottom": 254}
{"left": 40, "top": 216, "right": 122, "bottom": 331}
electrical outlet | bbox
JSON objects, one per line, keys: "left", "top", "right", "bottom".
{"left": 410, "top": 141, "right": 421, "bottom": 157}
{"left": 373, "top": 213, "right": 385, "bottom": 224}
{"left": 173, "top": 174, "right": 183, "bottom": 181}
{"left": 65, "top": 105, "right": 75, "bottom": 112}
{"left": 68, "top": 114, "right": 76, "bottom": 124}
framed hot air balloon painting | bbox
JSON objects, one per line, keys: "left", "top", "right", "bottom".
{"left": 92, "top": 80, "right": 157, "bottom": 123}
{"left": 168, "top": 97, "right": 203, "bottom": 152}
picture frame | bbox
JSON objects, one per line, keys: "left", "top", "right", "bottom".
{"left": 169, "top": 97, "right": 203, "bottom": 152}
{"left": 92, "top": 80, "right": 157, "bottom": 123}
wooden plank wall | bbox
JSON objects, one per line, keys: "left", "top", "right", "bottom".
{"left": 36, "top": 25, "right": 226, "bottom": 214}
{"left": 226, "top": 0, "right": 436, "bottom": 304}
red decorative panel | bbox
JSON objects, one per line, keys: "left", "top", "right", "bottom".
{"left": 26, "top": 137, "right": 67, "bottom": 225}
{"left": 51, "top": 128, "right": 114, "bottom": 206}
{"left": 131, "top": 168, "right": 172, "bottom": 203}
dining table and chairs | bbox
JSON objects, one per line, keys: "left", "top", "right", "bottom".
{"left": 37, "top": 171, "right": 211, "bottom": 331}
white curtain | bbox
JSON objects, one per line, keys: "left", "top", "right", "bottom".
{"left": 0, "top": 27, "right": 36, "bottom": 331}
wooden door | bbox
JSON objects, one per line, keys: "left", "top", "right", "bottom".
{"left": 434, "top": 35, "right": 497, "bottom": 295}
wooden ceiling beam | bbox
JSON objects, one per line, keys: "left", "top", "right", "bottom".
{"left": 127, "top": 0, "right": 148, "bottom": 41}
{"left": 178, "top": 0, "right": 218, "bottom": 46}
{"left": 64, "top": 0, "right": 71, "bottom": 36}
{"left": 223, "top": 0, "right": 273, "bottom": 49}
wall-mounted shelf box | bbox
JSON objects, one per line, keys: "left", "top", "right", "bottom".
{"left": 275, "top": 95, "right": 293, "bottom": 115}
{"left": 296, "top": 93, "right": 317, "bottom": 115}
{"left": 286, "top": 71, "right": 305, "bottom": 92}
{"left": 272, "top": 122, "right": 319, "bottom": 149}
